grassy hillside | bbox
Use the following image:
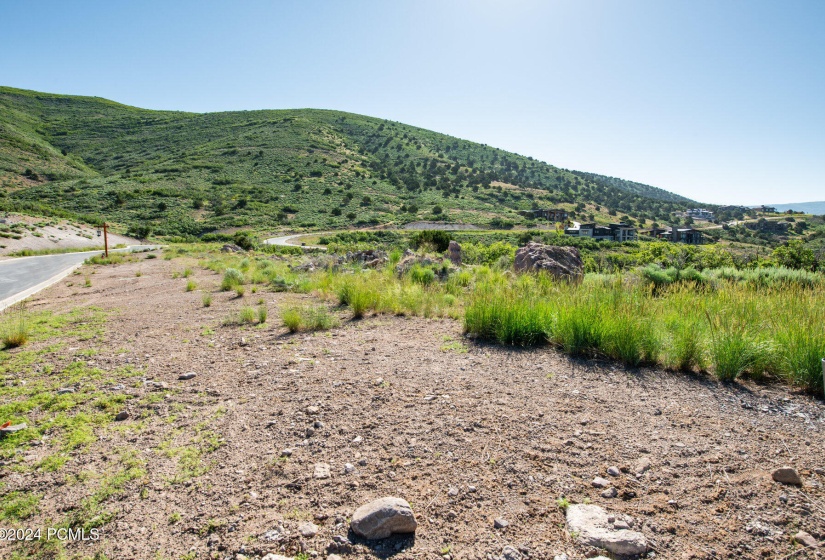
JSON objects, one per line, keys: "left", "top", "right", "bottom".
{"left": 0, "top": 86, "right": 700, "bottom": 237}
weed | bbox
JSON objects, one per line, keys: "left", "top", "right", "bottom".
{"left": 239, "top": 307, "right": 257, "bottom": 324}
{"left": 202, "top": 293, "right": 212, "bottom": 307}
{"left": 1, "top": 303, "right": 30, "bottom": 348}
{"left": 221, "top": 268, "right": 244, "bottom": 291}
{"left": 257, "top": 305, "right": 268, "bottom": 324}
{"left": 185, "top": 280, "right": 197, "bottom": 292}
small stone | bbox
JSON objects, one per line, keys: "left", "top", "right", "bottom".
{"left": 327, "top": 556, "right": 343, "bottom": 560}
{"left": 566, "top": 504, "right": 648, "bottom": 556}
{"left": 779, "top": 494, "right": 789, "bottom": 504}
{"left": 298, "top": 522, "right": 319, "bottom": 538}
{"left": 814, "top": 468, "right": 825, "bottom": 476}
{"left": 0, "top": 423, "right": 27, "bottom": 436}
{"left": 313, "top": 463, "right": 331, "bottom": 479}
{"left": 352, "top": 435, "right": 363, "bottom": 444}
{"left": 306, "top": 405, "right": 320, "bottom": 415}
{"left": 281, "top": 448, "right": 293, "bottom": 457}
{"left": 447, "top": 487, "right": 459, "bottom": 496}
{"left": 374, "top": 377, "right": 384, "bottom": 386}
{"left": 313, "top": 420, "right": 324, "bottom": 429}
{"left": 306, "top": 427, "right": 316, "bottom": 437}
{"left": 115, "top": 411, "right": 129, "bottom": 421}
{"left": 592, "top": 477, "right": 610, "bottom": 488}
{"left": 57, "top": 387, "right": 75, "bottom": 395}
{"left": 773, "top": 467, "right": 802, "bottom": 486}
{"left": 344, "top": 463, "right": 355, "bottom": 474}
{"left": 178, "top": 372, "right": 197, "bottom": 380}
{"left": 633, "top": 457, "right": 651, "bottom": 476}
{"left": 607, "top": 466, "right": 621, "bottom": 477}
{"left": 350, "top": 497, "right": 417, "bottom": 540}
{"left": 261, "top": 555, "right": 292, "bottom": 560}
{"left": 493, "top": 517, "right": 509, "bottom": 529}
{"left": 501, "top": 545, "right": 522, "bottom": 560}
{"left": 358, "top": 458, "right": 367, "bottom": 466}
{"left": 553, "top": 555, "right": 569, "bottom": 560}
{"left": 467, "top": 485, "right": 477, "bottom": 493}
{"left": 794, "top": 531, "right": 819, "bottom": 548}
{"left": 613, "top": 520, "right": 630, "bottom": 530}
{"left": 601, "top": 487, "right": 618, "bottom": 499}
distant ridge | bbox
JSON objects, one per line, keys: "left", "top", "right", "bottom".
{"left": 0, "top": 85, "right": 702, "bottom": 235}
{"left": 765, "top": 201, "right": 825, "bottom": 215}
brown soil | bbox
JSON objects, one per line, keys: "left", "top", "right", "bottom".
{"left": 3, "top": 256, "right": 824, "bottom": 560}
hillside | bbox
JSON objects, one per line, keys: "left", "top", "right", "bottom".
{"left": 0, "top": 86, "right": 699, "bottom": 237}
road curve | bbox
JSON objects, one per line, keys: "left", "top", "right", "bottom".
{"left": 263, "top": 234, "right": 326, "bottom": 250}
{"left": 0, "top": 246, "right": 157, "bottom": 312}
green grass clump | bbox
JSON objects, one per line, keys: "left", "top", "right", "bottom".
{"left": 239, "top": 307, "right": 257, "bottom": 324}
{"left": 1, "top": 304, "right": 30, "bottom": 348}
{"left": 281, "top": 305, "right": 339, "bottom": 333}
{"left": 185, "top": 280, "right": 197, "bottom": 292}
{"left": 257, "top": 305, "right": 268, "bottom": 324}
{"left": 202, "top": 293, "right": 212, "bottom": 307}
{"left": 221, "top": 268, "right": 245, "bottom": 291}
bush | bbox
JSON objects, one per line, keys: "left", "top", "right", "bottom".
{"left": 221, "top": 268, "right": 244, "bottom": 291}
{"left": 411, "top": 230, "right": 452, "bottom": 252}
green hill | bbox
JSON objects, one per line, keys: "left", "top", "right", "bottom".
{"left": 0, "top": 86, "right": 699, "bottom": 237}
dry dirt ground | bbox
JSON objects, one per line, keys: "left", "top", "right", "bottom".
{"left": 0, "top": 214, "right": 137, "bottom": 257}
{"left": 2, "top": 254, "right": 824, "bottom": 560}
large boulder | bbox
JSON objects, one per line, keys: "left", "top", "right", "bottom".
{"left": 514, "top": 242, "right": 583, "bottom": 281}
{"left": 446, "top": 240, "right": 462, "bottom": 266}
{"left": 565, "top": 504, "right": 648, "bottom": 556}
{"left": 350, "top": 497, "right": 417, "bottom": 540}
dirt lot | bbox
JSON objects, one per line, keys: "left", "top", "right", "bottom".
{"left": 2, "top": 255, "right": 824, "bottom": 560}
{"left": 0, "top": 214, "right": 137, "bottom": 257}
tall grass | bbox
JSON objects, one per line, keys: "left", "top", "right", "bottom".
{"left": 464, "top": 271, "right": 825, "bottom": 391}
{"left": 281, "top": 304, "right": 339, "bottom": 332}
{"left": 1, "top": 304, "right": 30, "bottom": 348}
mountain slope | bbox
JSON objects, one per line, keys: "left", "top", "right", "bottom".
{"left": 0, "top": 86, "right": 699, "bottom": 236}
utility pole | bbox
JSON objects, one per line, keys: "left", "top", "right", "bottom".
{"left": 103, "top": 222, "right": 109, "bottom": 258}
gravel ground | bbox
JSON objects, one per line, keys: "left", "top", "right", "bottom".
{"left": 2, "top": 255, "right": 824, "bottom": 560}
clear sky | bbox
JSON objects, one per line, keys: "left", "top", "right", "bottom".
{"left": 2, "top": 0, "right": 823, "bottom": 205}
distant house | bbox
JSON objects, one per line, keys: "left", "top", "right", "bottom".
{"left": 759, "top": 205, "right": 777, "bottom": 214}
{"left": 565, "top": 222, "right": 637, "bottom": 242}
{"left": 686, "top": 208, "right": 714, "bottom": 220}
{"left": 528, "top": 208, "right": 569, "bottom": 222}
{"left": 645, "top": 226, "right": 703, "bottom": 244}
{"left": 745, "top": 219, "right": 790, "bottom": 233}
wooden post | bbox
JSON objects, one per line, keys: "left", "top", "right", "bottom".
{"left": 103, "top": 222, "right": 109, "bottom": 258}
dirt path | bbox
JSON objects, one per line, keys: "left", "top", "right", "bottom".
{"left": 3, "top": 256, "right": 824, "bottom": 560}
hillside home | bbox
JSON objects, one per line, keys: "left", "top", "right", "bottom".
{"left": 745, "top": 220, "right": 790, "bottom": 233}
{"left": 759, "top": 205, "right": 777, "bottom": 213}
{"left": 645, "top": 226, "right": 704, "bottom": 244}
{"left": 565, "top": 222, "right": 637, "bottom": 242}
{"left": 528, "top": 208, "right": 569, "bottom": 222}
{"left": 686, "top": 208, "right": 714, "bottom": 220}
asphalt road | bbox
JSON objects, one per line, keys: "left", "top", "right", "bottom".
{"left": 0, "top": 246, "right": 155, "bottom": 311}
{"left": 263, "top": 234, "right": 326, "bottom": 250}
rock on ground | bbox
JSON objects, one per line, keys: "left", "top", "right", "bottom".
{"left": 513, "top": 243, "right": 583, "bottom": 281}
{"left": 772, "top": 467, "right": 802, "bottom": 485}
{"left": 447, "top": 240, "right": 462, "bottom": 265}
{"left": 565, "top": 504, "right": 648, "bottom": 556}
{"left": 350, "top": 497, "right": 417, "bottom": 540}
{"left": 794, "top": 531, "right": 819, "bottom": 548}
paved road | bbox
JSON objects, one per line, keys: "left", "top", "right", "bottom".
{"left": 263, "top": 234, "right": 326, "bottom": 250}
{"left": 0, "top": 246, "right": 156, "bottom": 311}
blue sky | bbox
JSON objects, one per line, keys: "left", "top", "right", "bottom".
{"left": 2, "top": 0, "right": 823, "bottom": 205}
